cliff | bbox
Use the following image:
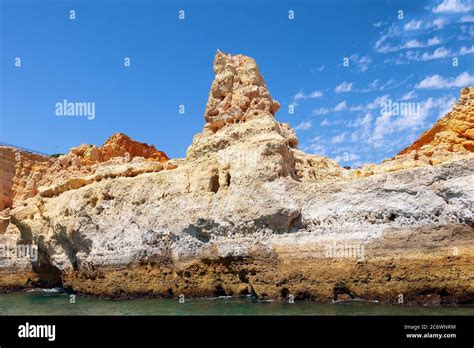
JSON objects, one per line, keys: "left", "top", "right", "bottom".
{"left": 0, "top": 52, "right": 472, "bottom": 305}
{"left": 355, "top": 87, "right": 474, "bottom": 176}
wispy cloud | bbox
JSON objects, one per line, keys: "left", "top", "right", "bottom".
{"left": 401, "top": 90, "right": 417, "bottom": 100}
{"left": 334, "top": 101, "right": 348, "bottom": 111}
{"left": 312, "top": 107, "right": 330, "bottom": 116}
{"left": 432, "top": 0, "right": 473, "bottom": 13}
{"left": 310, "top": 65, "right": 325, "bottom": 73}
{"left": 418, "top": 46, "right": 451, "bottom": 60}
{"left": 373, "top": 21, "right": 387, "bottom": 28}
{"left": 294, "top": 90, "right": 323, "bottom": 100}
{"left": 292, "top": 89, "right": 323, "bottom": 106}
{"left": 331, "top": 132, "right": 347, "bottom": 144}
{"left": 391, "top": 44, "right": 473, "bottom": 64}
{"left": 460, "top": 14, "right": 474, "bottom": 22}
{"left": 335, "top": 81, "right": 353, "bottom": 93}
{"left": 375, "top": 32, "right": 442, "bottom": 53}
{"left": 431, "top": 17, "right": 448, "bottom": 29}
{"left": 404, "top": 20, "right": 423, "bottom": 30}
{"left": 294, "top": 120, "right": 313, "bottom": 131}
{"left": 372, "top": 94, "right": 456, "bottom": 147}
{"left": 459, "top": 45, "right": 474, "bottom": 54}
{"left": 350, "top": 54, "right": 372, "bottom": 71}
{"left": 416, "top": 71, "right": 474, "bottom": 89}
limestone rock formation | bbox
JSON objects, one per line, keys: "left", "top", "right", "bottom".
{"left": 397, "top": 87, "right": 474, "bottom": 163}
{"left": 0, "top": 147, "right": 53, "bottom": 210}
{"left": 0, "top": 133, "right": 171, "bottom": 212}
{"left": 70, "top": 133, "right": 168, "bottom": 165}
{"left": 204, "top": 50, "right": 281, "bottom": 133}
{"left": 355, "top": 87, "right": 474, "bottom": 177}
{"left": 0, "top": 52, "right": 473, "bottom": 306}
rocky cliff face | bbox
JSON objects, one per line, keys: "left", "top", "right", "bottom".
{"left": 70, "top": 133, "right": 169, "bottom": 165}
{"left": 0, "top": 133, "right": 172, "bottom": 212}
{"left": 0, "top": 52, "right": 473, "bottom": 305}
{"left": 355, "top": 87, "right": 474, "bottom": 177}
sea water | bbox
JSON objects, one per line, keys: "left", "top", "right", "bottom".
{"left": 0, "top": 291, "right": 473, "bottom": 316}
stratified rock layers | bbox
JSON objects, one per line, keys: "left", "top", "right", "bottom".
{"left": 1, "top": 52, "right": 473, "bottom": 305}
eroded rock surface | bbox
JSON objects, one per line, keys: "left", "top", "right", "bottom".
{"left": 204, "top": 50, "right": 281, "bottom": 133}
{"left": 355, "top": 87, "right": 474, "bottom": 177}
{"left": 70, "top": 133, "right": 169, "bottom": 165}
{"left": 1, "top": 52, "right": 473, "bottom": 305}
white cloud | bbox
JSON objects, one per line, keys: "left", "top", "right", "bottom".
{"left": 374, "top": 24, "right": 400, "bottom": 53}
{"left": 404, "top": 45, "right": 473, "bottom": 62}
{"left": 404, "top": 20, "right": 422, "bottom": 30}
{"left": 379, "top": 79, "right": 395, "bottom": 90}
{"left": 405, "top": 36, "right": 441, "bottom": 49}
{"left": 432, "top": 0, "right": 473, "bottom": 13}
{"left": 334, "top": 101, "right": 348, "bottom": 111}
{"left": 416, "top": 72, "right": 474, "bottom": 89}
{"left": 325, "top": 95, "right": 391, "bottom": 116}
{"left": 416, "top": 75, "right": 447, "bottom": 89}
{"left": 427, "top": 37, "right": 442, "bottom": 46}
{"left": 451, "top": 72, "right": 474, "bottom": 86}
{"left": 460, "top": 14, "right": 474, "bottom": 22}
{"left": 432, "top": 17, "right": 448, "bottom": 29}
{"left": 312, "top": 107, "right": 330, "bottom": 116}
{"left": 373, "top": 21, "right": 387, "bottom": 27}
{"left": 459, "top": 45, "right": 474, "bottom": 55}
{"left": 292, "top": 89, "right": 323, "bottom": 106}
{"left": 376, "top": 34, "right": 442, "bottom": 53}
{"left": 357, "top": 79, "right": 380, "bottom": 93}
{"left": 350, "top": 54, "right": 372, "bottom": 72}
{"left": 372, "top": 94, "right": 457, "bottom": 146}
{"left": 347, "top": 113, "right": 372, "bottom": 128}
{"left": 331, "top": 132, "right": 347, "bottom": 144}
{"left": 335, "top": 81, "right": 353, "bottom": 93}
{"left": 366, "top": 95, "right": 391, "bottom": 110}
{"left": 294, "top": 90, "right": 323, "bottom": 101}
{"left": 401, "top": 91, "right": 417, "bottom": 100}
{"left": 320, "top": 118, "right": 330, "bottom": 126}
{"left": 317, "top": 65, "right": 325, "bottom": 71}
{"left": 368, "top": 79, "right": 379, "bottom": 89}
{"left": 294, "top": 120, "right": 313, "bottom": 131}
{"left": 420, "top": 46, "right": 451, "bottom": 60}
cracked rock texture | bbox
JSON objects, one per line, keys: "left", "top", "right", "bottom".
{"left": 0, "top": 52, "right": 473, "bottom": 305}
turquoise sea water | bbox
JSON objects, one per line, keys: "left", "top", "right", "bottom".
{"left": 0, "top": 290, "right": 473, "bottom": 315}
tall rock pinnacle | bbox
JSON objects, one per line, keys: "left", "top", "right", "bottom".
{"left": 204, "top": 50, "right": 281, "bottom": 133}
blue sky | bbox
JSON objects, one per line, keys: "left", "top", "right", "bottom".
{"left": 1, "top": 0, "right": 473, "bottom": 166}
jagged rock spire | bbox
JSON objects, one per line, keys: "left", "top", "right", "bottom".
{"left": 204, "top": 51, "right": 280, "bottom": 133}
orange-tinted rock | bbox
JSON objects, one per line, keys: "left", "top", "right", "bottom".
{"left": 70, "top": 133, "right": 169, "bottom": 165}
{"left": 0, "top": 134, "right": 170, "bottom": 213}
{"left": 397, "top": 86, "right": 474, "bottom": 163}
{"left": 355, "top": 86, "right": 474, "bottom": 177}
{"left": 0, "top": 148, "right": 53, "bottom": 209}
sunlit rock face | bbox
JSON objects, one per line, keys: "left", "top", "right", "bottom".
{"left": 203, "top": 50, "right": 281, "bottom": 133}
{"left": 355, "top": 87, "right": 474, "bottom": 177}
{"left": 70, "top": 132, "right": 169, "bottom": 165}
{"left": 397, "top": 87, "right": 474, "bottom": 162}
{"left": 0, "top": 52, "right": 473, "bottom": 306}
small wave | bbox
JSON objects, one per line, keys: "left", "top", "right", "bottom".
{"left": 207, "top": 295, "right": 234, "bottom": 300}
{"left": 332, "top": 298, "right": 379, "bottom": 304}
{"left": 27, "top": 287, "right": 64, "bottom": 293}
